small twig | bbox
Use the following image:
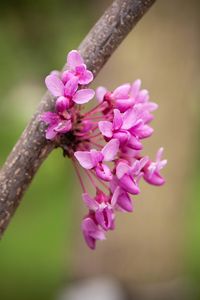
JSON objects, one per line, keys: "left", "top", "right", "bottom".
{"left": 0, "top": 0, "right": 156, "bottom": 237}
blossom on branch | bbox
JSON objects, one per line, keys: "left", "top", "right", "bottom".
{"left": 41, "top": 50, "right": 167, "bottom": 249}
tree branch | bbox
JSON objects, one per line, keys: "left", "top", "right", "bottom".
{"left": 0, "top": 0, "right": 156, "bottom": 236}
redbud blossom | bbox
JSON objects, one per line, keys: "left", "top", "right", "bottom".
{"left": 41, "top": 50, "right": 167, "bottom": 249}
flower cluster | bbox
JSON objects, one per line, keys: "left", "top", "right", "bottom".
{"left": 41, "top": 50, "right": 167, "bottom": 249}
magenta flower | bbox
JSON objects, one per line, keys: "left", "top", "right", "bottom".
{"left": 111, "top": 186, "right": 133, "bottom": 212}
{"left": 116, "top": 157, "right": 148, "bottom": 194}
{"left": 74, "top": 139, "right": 119, "bottom": 181}
{"left": 101, "top": 106, "right": 153, "bottom": 141}
{"left": 40, "top": 49, "right": 167, "bottom": 249}
{"left": 99, "top": 108, "right": 149, "bottom": 150}
{"left": 98, "top": 108, "right": 133, "bottom": 140}
{"left": 40, "top": 112, "right": 72, "bottom": 140}
{"left": 62, "top": 50, "right": 93, "bottom": 85}
{"left": 81, "top": 216, "right": 106, "bottom": 250}
{"left": 143, "top": 148, "right": 167, "bottom": 185}
{"left": 96, "top": 79, "right": 157, "bottom": 113}
{"left": 83, "top": 189, "right": 115, "bottom": 231}
{"left": 45, "top": 74, "right": 94, "bottom": 106}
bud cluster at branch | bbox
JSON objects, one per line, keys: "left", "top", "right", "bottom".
{"left": 41, "top": 50, "right": 167, "bottom": 249}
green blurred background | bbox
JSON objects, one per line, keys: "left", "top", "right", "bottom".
{"left": 0, "top": 0, "right": 200, "bottom": 299}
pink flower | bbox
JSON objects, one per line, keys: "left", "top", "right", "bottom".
{"left": 40, "top": 112, "right": 72, "bottom": 140}
{"left": 99, "top": 108, "right": 153, "bottom": 150}
{"left": 40, "top": 49, "right": 167, "bottom": 249}
{"left": 82, "top": 190, "right": 115, "bottom": 231}
{"left": 62, "top": 50, "right": 93, "bottom": 85}
{"left": 74, "top": 139, "right": 119, "bottom": 181}
{"left": 81, "top": 216, "right": 106, "bottom": 250}
{"left": 96, "top": 83, "right": 131, "bottom": 109}
{"left": 143, "top": 148, "right": 167, "bottom": 186}
{"left": 98, "top": 108, "right": 132, "bottom": 142}
{"left": 116, "top": 157, "right": 148, "bottom": 194}
{"left": 45, "top": 74, "right": 94, "bottom": 105}
{"left": 96, "top": 79, "right": 158, "bottom": 116}
{"left": 96, "top": 81, "right": 138, "bottom": 111}
{"left": 112, "top": 186, "right": 133, "bottom": 212}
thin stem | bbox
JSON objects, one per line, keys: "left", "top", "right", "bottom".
{"left": 82, "top": 116, "right": 106, "bottom": 121}
{"left": 89, "top": 141, "right": 104, "bottom": 149}
{"left": 84, "top": 169, "right": 98, "bottom": 189}
{"left": 90, "top": 169, "right": 110, "bottom": 192}
{"left": 84, "top": 102, "right": 104, "bottom": 117}
{"left": 72, "top": 159, "right": 86, "bottom": 193}
{"left": 86, "top": 132, "right": 103, "bottom": 139}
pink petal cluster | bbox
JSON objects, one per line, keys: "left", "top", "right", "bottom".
{"left": 41, "top": 50, "right": 167, "bottom": 250}
{"left": 40, "top": 50, "right": 94, "bottom": 140}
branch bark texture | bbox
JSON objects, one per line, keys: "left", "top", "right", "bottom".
{"left": 0, "top": 0, "right": 156, "bottom": 236}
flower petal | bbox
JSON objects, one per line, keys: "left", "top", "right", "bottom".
{"left": 133, "top": 124, "right": 154, "bottom": 139}
{"left": 95, "top": 164, "right": 113, "bottom": 181}
{"left": 96, "top": 86, "right": 107, "bottom": 103}
{"left": 40, "top": 112, "right": 59, "bottom": 124}
{"left": 111, "top": 186, "right": 133, "bottom": 212}
{"left": 54, "top": 120, "right": 72, "bottom": 133}
{"left": 112, "top": 83, "right": 131, "bottom": 99}
{"left": 116, "top": 162, "right": 131, "bottom": 179}
{"left": 90, "top": 149, "right": 103, "bottom": 166}
{"left": 144, "top": 172, "right": 165, "bottom": 186}
{"left": 102, "top": 139, "right": 119, "bottom": 161}
{"left": 50, "top": 70, "right": 60, "bottom": 77}
{"left": 136, "top": 89, "right": 149, "bottom": 103}
{"left": 120, "top": 174, "right": 140, "bottom": 195}
{"left": 74, "top": 151, "right": 95, "bottom": 169}
{"left": 75, "top": 64, "right": 86, "bottom": 73}
{"left": 79, "top": 70, "right": 94, "bottom": 85}
{"left": 117, "top": 188, "right": 133, "bottom": 212}
{"left": 45, "top": 126, "right": 57, "bottom": 140}
{"left": 113, "top": 131, "right": 130, "bottom": 145}
{"left": 61, "top": 70, "right": 75, "bottom": 84}
{"left": 113, "top": 109, "right": 123, "bottom": 130}
{"left": 132, "top": 157, "right": 149, "bottom": 175}
{"left": 55, "top": 96, "right": 69, "bottom": 113}
{"left": 143, "top": 101, "right": 158, "bottom": 112}
{"left": 109, "top": 176, "right": 119, "bottom": 194}
{"left": 64, "top": 76, "right": 79, "bottom": 97}
{"left": 45, "top": 75, "right": 64, "bottom": 97}
{"left": 122, "top": 108, "right": 138, "bottom": 130}
{"left": 67, "top": 50, "right": 83, "bottom": 69}
{"left": 96, "top": 208, "right": 114, "bottom": 231}
{"left": 73, "top": 89, "right": 95, "bottom": 104}
{"left": 115, "top": 98, "right": 135, "bottom": 112}
{"left": 82, "top": 193, "right": 98, "bottom": 211}
{"left": 130, "top": 79, "right": 141, "bottom": 98}
{"left": 98, "top": 121, "right": 113, "bottom": 138}
{"left": 127, "top": 136, "right": 143, "bottom": 150}
{"left": 81, "top": 217, "right": 106, "bottom": 250}
{"left": 156, "top": 147, "right": 164, "bottom": 161}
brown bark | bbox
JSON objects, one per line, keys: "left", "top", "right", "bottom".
{"left": 0, "top": 0, "right": 156, "bottom": 236}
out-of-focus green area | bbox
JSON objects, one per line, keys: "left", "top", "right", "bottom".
{"left": 0, "top": 0, "right": 200, "bottom": 299}
{"left": 187, "top": 153, "right": 200, "bottom": 285}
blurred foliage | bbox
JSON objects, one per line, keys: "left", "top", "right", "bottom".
{"left": 187, "top": 154, "right": 200, "bottom": 293}
{"left": 0, "top": 0, "right": 93, "bottom": 95}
